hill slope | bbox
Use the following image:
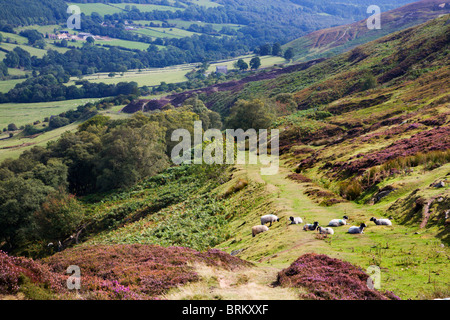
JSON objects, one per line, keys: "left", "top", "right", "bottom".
{"left": 283, "top": 0, "right": 450, "bottom": 61}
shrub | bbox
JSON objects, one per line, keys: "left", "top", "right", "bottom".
{"left": 276, "top": 253, "right": 400, "bottom": 300}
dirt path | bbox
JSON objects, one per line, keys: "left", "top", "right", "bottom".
{"left": 164, "top": 263, "right": 302, "bottom": 300}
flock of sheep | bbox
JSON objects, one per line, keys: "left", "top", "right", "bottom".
{"left": 251, "top": 214, "right": 393, "bottom": 237}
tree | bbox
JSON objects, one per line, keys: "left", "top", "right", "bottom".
{"left": 235, "top": 58, "right": 248, "bottom": 71}
{"left": 49, "top": 116, "right": 70, "bottom": 129}
{"left": 284, "top": 47, "right": 294, "bottom": 61}
{"left": 272, "top": 42, "right": 282, "bottom": 56}
{"left": 35, "top": 39, "right": 46, "bottom": 49}
{"left": 86, "top": 36, "right": 95, "bottom": 44}
{"left": 95, "top": 122, "right": 170, "bottom": 191}
{"left": 225, "top": 99, "right": 276, "bottom": 131}
{"left": 0, "top": 176, "right": 53, "bottom": 249}
{"left": 4, "top": 51, "right": 19, "bottom": 68}
{"left": 250, "top": 57, "right": 261, "bottom": 70}
{"left": 259, "top": 43, "right": 272, "bottom": 56}
{"left": 33, "top": 187, "right": 85, "bottom": 242}
{"left": 7, "top": 123, "right": 18, "bottom": 131}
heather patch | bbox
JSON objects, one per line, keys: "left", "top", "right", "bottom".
{"left": 0, "top": 250, "right": 64, "bottom": 297}
{"left": 40, "top": 244, "right": 251, "bottom": 300}
{"left": 276, "top": 253, "right": 400, "bottom": 300}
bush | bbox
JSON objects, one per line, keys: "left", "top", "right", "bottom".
{"left": 49, "top": 116, "right": 70, "bottom": 129}
{"left": 276, "top": 253, "right": 400, "bottom": 300}
{"left": 7, "top": 123, "right": 17, "bottom": 131}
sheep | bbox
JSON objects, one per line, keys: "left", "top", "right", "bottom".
{"left": 317, "top": 226, "right": 334, "bottom": 235}
{"left": 289, "top": 216, "right": 303, "bottom": 224}
{"left": 328, "top": 215, "right": 349, "bottom": 227}
{"left": 348, "top": 223, "right": 367, "bottom": 234}
{"left": 370, "top": 217, "right": 392, "bottom": 226}
{"left": 303, "top": 221, "right": 319, "bottom": 231}
{"left": 261, "top": 214, "right": 279, "bottom": 227}
{"left": 252, "top": 225, "right": 269, "bottom": 237}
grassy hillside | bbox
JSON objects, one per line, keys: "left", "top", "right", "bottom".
{"left": 283, "top": 0, "right": 450, "bottom": 61}
{"left": 0, "top": 13, "right": 449, "bottom": 301}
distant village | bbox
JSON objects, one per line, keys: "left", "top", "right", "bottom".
{"left": 47, "top": 30, "right": 106, "bottom": 41}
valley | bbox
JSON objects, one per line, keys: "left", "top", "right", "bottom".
{"left": 0, "top": 0, "right": 448, "bottom": 303}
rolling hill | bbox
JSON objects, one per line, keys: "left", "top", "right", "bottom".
{"left": 283, "top": 0, "right": 450, "bottom": 61}
{"left": 0, "top": 6, "right": 449, "bottom": 302}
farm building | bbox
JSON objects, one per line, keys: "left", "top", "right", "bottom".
{"left": 216, "top": 66, "right": 228, "bottom": 74}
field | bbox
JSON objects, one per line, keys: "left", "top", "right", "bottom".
{"left": 66, "top": 3, "right": 124, "bottom": 16}
{"left": 113, "top": 3, "right": 184, "bottom": 12}
{"left": 15, "top": 25, "right": 61, "bottom": 35}
{"left": 0, "top": 78, "right": 26, "bottom": 93}
{"left": 207, "top": 55, "right": 286, "bottom": 73}
{"left": 0, "top": 121, "right": 80, "bottom": 162}
{"left": 131, "top": 27, "right": 201, "bottom": 39}
{"left": 185, "top": 0, "right": 223, "bottom": 8}
{"left": 0, "top": 32, "right": 28, "bottom": 44}
{"left": 0, "top": 42, "right": 47, "bottom": 58}
{"left": 67, "top": 54, "right": 286, "bottom": 89}
{"left": 95, "top": 38, "right": 155, "bottom": 51}
{"left": 166, "top": 19, "right": 242, "bottom": 31}
{"left": 0, "top": 98, "right": 101, "bottom": 130}
{"left": 69, "top": 67, "right": 190, "bottom": 87}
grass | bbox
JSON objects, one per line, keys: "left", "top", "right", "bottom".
{"left": 185, "top": 0, "right": 223, "bottom": 8}
{"left": 215, "top": 155, "right": 450, "bottom": 299}
{"left": 0, "top": 78, "right": 27, "bottom": 93}
{"left": 0, "top": 121, "right": 80, "bottom": 162}
{"left": 0, "top": 42, "right": 47, "bottom": 58}
{"left": 96, "top": 38, "right": 155, "bottom": 51}
{"left": 69, "top": 67, "right": 189, "bottom": 87}
{"left": 15, "top": 25, "right": 61, "bottom": 35}
{"left": 132, "top": 27, "right": 201, "bottom": 39}
{"left": 0, "top": 32, "right": 28, "bottom": 45}
{"left": 114, "top": 3, "right": 184, "bottom": 12}
{"left": 166, "top": 19, "right": 242, "bottom": 31}
{"left": 66, "top": 3, "right": 124, "bottom": 16}
{"left": 0, "top": 98, "right": 101, "bottom": 130}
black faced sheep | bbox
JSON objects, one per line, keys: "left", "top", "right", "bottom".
{"left": 317, "top": 226, "right": 334, "bottom": 235}
{"left": 348, "top": 223, "right": 367, "bottom": 234}
{"left": 328, "top": 215, "right": 348, "bottom": 227}
{"left": 370, "top": 217, "right": 392, "bottom": 226}
{"left": 303, "top": 221, "right": 319, "bottom": 231}
{"left": 289, "top": 216, "right": 303, "bottom": 224}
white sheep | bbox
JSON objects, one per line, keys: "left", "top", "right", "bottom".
{"left": 261, "top": 214, "right": 279, "bottom": 227}
{"left": 348, "top": 223, "right": 367, "bottom": 234}
{"left": 303, "top": 221, "right": 319, "bottom": 231}
{"left": 317, "top": 226, "right": 334, "bottom": 235}
{"left": 328, "top": 215, "right": 349, "bottom": 227}
{"left": 289, "top": 216, "right": 303, "bottom": 224}
{"left": 252, "top": 225, "right": 269, "bottom": 237}
{"left": 370, "top": 217, "right": 392, "bottom": 226}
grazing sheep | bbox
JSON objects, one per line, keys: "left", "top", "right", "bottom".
{"left": 317, "top": 226, "right": 334, "bottom": 235}
{"left": 303, "top": 221, "right": 319, "bottom": 231}
{"left": 370, "top": 217, "right": 392, "bottom": 226}
{"left": 289, "top": 216, "right": 303, "bottom": 224}
{"left": 328, "top": 215, "right": 349, "bottom": 227}
{"left": 348, "top": 223, "right": 367, "bottom": 234}
{"left": 252, "top": 225, "right": 269, "bottom": 237}
{"left": 261, "top": 214, "right": 280, "bottom": 227}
